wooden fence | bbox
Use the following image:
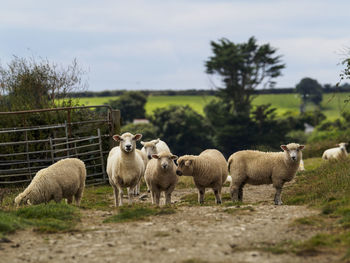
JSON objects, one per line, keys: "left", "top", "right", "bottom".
{"left": 0, "top": 106, "right": 120, "bottom": 186}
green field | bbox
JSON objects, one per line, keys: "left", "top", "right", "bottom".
{"left": 77, "top": 92, "right": 350, "bottom": 120}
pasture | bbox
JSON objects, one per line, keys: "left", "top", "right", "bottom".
{"left": 77, "top": 92, "right": 350, "bottom": 119}
{"left": 1, "top": 157, "right": 350, "bottom": 262}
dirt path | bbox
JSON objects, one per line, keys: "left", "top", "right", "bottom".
{"left": 0, "top": 185, "right": 339, "bottom": 263}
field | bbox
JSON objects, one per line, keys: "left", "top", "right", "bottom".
{"left": 77, "top": 92, "right": 350, "bottom": 119}
{"left": 1, "top": 157, "right": 349, "bottom": 262}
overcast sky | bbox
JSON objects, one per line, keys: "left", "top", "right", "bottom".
{"left": 0, "top": 0, "right": 349, "bottom": 91}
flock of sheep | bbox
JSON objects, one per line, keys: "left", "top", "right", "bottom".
{"left": 14, "top": 132, "right": 349, "bottom": 208}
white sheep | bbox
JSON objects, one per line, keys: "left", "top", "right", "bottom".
{"left": 228, "top": 143, "right": 304, "bottom": 205}
{"left": 106, "top": 132, "right": 145, "bottom": 207}
{"left": 14, "top": 158, "right": 86, "bottom": 206}
{"left": 322, "top": 142, "right": 348, "bottom": 160}
{"left": 137, "top": 138, "right": 171, "bottom": 194}
{"left": 132, "top": 149, "right": 148, "bottom": 196}
{"left": 144, "top": 151, "right": 178, "bottom": 206}
{"left": 176, "top": 149, "right": 227, "bottom": 204}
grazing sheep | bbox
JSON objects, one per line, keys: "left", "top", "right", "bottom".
{"left": 107, "top": 132, "right": 145, "bottom": 207}
{"left": 176, "top": 149, "right": 227, "bottom": 204}
{"left": 14, "top": 158, "right": 86, "bottom": 206}
{"left": 322, "top": 143, "right": 348, "bottom": 160}
{"left": 144, "top": 151, "right": 178, "bottom": 206}
{"left": 228, "top": 143, "right": 305, "bottom": 205}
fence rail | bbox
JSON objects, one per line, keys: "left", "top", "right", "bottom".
{"left": 0, "top": 105, "right": 121, "bottom": 186}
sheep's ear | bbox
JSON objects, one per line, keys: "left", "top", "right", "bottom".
{"left": 155, "top": 138, "right": 160, "bottom": 144}
{"left": 184, "top": 160, "right": 192, "bottom": 166}
{"left": 113, "top": 135, "right": 123, "bottom": 142}
{"left": 298, "top": 145, "right": 305, "bottom": 150}
{"left": 151, "top": 154, "right": 159, "bottom": 159}
{"left": 140, "top": 141, "right": 145, "bottom": 146}
{"left": 133, "top": 134, "right": 142, "bottom": 141}
{"left": 171, "top": 155, "right": 178, "bottom": 160}
{"left": 280, "top": 145, "right": 288, "bottom": 151}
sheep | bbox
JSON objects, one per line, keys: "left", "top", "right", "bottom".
{"left": 322, "top": 142, "right": 348, "bottom": 160}
{"left": 141, "top": 138, "right": 170, "bottom": 160}
{"left": 138, "top": 138, "right": 171, "bottom": 193}
{"left": 176, "top": 149, "right": 227, "bottom": 204}
{"left": 14, "top": 158, "right": 86, "bottom": 206}
{"left": 228, "top": 143, "right": 305, "bottom": 205}
{"left": 144, "top": 151, "right": 178, "bottom": 206}
{"left": 106, "top": 132, "right": 145, "bottom": 207}
{"left": 132, "top": 149, "right": 148, "bottom": 195}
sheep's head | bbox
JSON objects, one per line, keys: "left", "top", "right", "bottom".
{"left": 151, "top": 151, "right": 178, "bottom": 171}
{"left": 113, "top": 132, "right": 142, "bottom": 153}
{"left": 176, "top": 155, "right": 195, "bottom": 176}
{"left": 281, "top": 143, "right": 305, "bottom": 162}
{"left": 141, "top": 139, "right": 160, "bottom": 159}
{"left": 337, "top": 142, "right": 348, "bottom": 151}
{"left": 14, "top": 192, "right": 33, "bottom": 207}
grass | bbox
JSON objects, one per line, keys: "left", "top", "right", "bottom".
{"left": 80, "top": 185, "right": 113, "bottom": 210}
{"left": 76, "top": 92, "right": 350, "bottom": 120}
{"left": 179, "top": 192, "right": 233, "bottom": 206}
{"left": 103, "top": 203, "right": 176, "bottom": 223}
{"left": 270, "top": 157, "right": 350, "bottom": 258}
{"left": 0, "top": 202, "right": 80, "bottom": 235}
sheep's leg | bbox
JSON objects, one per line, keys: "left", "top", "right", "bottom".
{"left": 145, "top": 175, "right": 151, "bottom": 193}
{"left": 67, "top": 196, "right": 73, "bottom": 204}
{"left": 127, "top": 187, "right": 133, "bottom": 206}
{"left": 213, "top": 187, "right": 222, "bottom": 204}
{"left": 112, "top": 186, "right": 119, "bottom": 207}
{"left": 155, "top": 191, "right": 161, "bottom": 206}
{"left": 74, "top": 186, "right": 84, "bottom": 206}
{"left": 274, "top": 187, "right": 283, "bottom": 205}
{"left": 198, "top": 187, "right": 205, "bottom": 204}
{"left": 133, "top": 181, "right": 140, "bottom": 196}
{"left": 54, "top": 190, "right": 63, "bottom": 203}
{"left": 165, "top": 186, "right": 174, "bottom": 205}
{"left": 150, "top": 190, "right": 156, "bottom": 205}
{"left": 238, "top": 181, "right": 246, "bottom": 202}
{"left": 230, "top": 183, "right": 239, "bottom": 202}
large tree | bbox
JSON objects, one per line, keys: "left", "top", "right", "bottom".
{"left": 295, "top": 77, "right": 323, "bottom": 113}
{"left": 205, "top": 37, "right": 285, "bottom": 116}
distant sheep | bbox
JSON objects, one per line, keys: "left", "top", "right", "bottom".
{"left": 107, "top": 132, "right": 145, "bottom": 207}
{"left": 15, "top": 158, "right": 86, "bottom": 206}
{"left": 322, "top": 142, "right": 348, "bottom": 160}
{"left": 141, "top": 139, "right": 170, "bottom": 160}
{"left": 176, "top": 149, "right": 227, "bottom": 204}
{"left": 228, "top": 143, "right": 304, "bottom": 205}
{"left": 144, "top": 151, "right": 178, "bottom": 206}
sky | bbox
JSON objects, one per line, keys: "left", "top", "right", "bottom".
{"left": 0, "top": 0, "right": 349, "bottom": 92}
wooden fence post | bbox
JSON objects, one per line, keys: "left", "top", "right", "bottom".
{"left": 109, "top": 109, "right": 121, "bottom": 148}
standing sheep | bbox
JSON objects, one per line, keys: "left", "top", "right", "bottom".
{"left": 141, "top": 138, "right": 170, "bottom": 160}
{"left": 228, "top": 143, "right": 305, "bottom": 205}
{"left": 107, "top": 132, "right": 145, "bottom": 207}
{"left": 15, "top": 158, "right": 86, "bottom": 206}
{"left": 322, "top": 142, "right": 348, "bottom": 160}
{"left": 144, "top": 151, "right": 178, "bottom": 206}
{"left": 176, "top": 149, "right": 227, "bottom": 204}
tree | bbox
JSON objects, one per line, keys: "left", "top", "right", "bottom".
{"left": 0, "top": 56, "right": 86, "bottom": 111}
{"left": 108, "top": 91, "right": 147, "bottom": 124}
{"left": 150, "top": 105, "right": 213, "bottom": 155}
{"left": 205, "top": 37, "right": 285, "bottom": 116}
{"left": 295, "top": 77, "right": 323, "bottom": 113}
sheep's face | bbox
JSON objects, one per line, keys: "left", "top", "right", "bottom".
{"left": 281, "top": 143, "right": 305, "bottom": 162}
{"left": 176, "top": 155, "right": 194, "bottom": 176}
{"left": 152, "top": 151, "right": 178, "bottom": 171}
{"left": 338, "top": 142, "right": 348, "bottom": 151}
{"left": 141, "top": 139, "right": 160, "bottom": 159}
{"left": 14, "top": 193, "right": 32, "bottom": 207}
{"left": 113, "top": 132, "right": 142, "bottom": 153}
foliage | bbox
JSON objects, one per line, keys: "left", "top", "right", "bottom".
{"left": 120, "top": 123, "right": 158, "bottom": 142}
{"left": 295, "top": 77, "right": 323, "bottom": 112}
{"left": 205, "top": 36, "right": 285, "bottom": 116}
{"left": 0, "top": 56, "right": 85, "bottom": 111}
{"left": 101, "top": 91, "right": 147, "bottom": 124}
{"left": 150, "top": 105, "right": 214, "bottom": 156}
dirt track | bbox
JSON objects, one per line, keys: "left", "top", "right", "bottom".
{"left": 0, "top": 185, "right": 339, "bottom": 263}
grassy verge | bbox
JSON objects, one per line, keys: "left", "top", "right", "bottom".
{"left": 0, "top": 202, "right": 81, "bottom": 235}
{"left": 103, "top": 203, "right": 176, "bottom": 223}
{"left": 276, "top": 158, "right": 350, "bottom": 259}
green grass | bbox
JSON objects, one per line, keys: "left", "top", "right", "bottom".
{"left": 103, "top": 203, "right": 176, "bottom": 223}
{"left": 80, "top": 185, "right": 113, "bottom": 210}
{"left": 280, "top": 158, "right": 350, "bottom": 258}
{"left": 76, "top": 92, "right": 350, "bottom": 120}
{"left": 0, "top": 202, "right": 80, "bottom": 235}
